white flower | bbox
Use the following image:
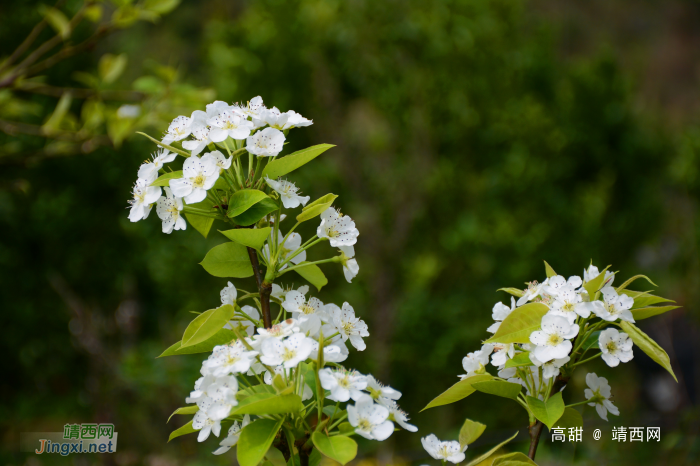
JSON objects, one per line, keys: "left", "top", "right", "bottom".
{"left": 490, "top": 343, "right": 515, "bottom": 367}
{"left": 234, "top": 96, "right": 265, "bottom": 119}
{"left": 128, "top": 179, "right": 161, "bottom": 222}
{"left": 599, "top": 328, "right": 634, "bottom": 367}
{"left": 213, "top": 415, "right": 250, "bottom": 455}
{"left": 162, "top": 115, "right": 193, "bottom": 144}
{"left": 517, "top": 280, "right": 546, "bottom": 306}
{"left": 583, "top": 264, "right": 615, "bottom": 287}
{"left": 260, "top": 333, "right": 314, "bottom": 368}
{"left": 182, "top": 110, "right": 211, "bottom": 156}
{"left": 319, "top": 368, "right": 367, "bottom": 402}
{"left": 192, "top": 410, "right": 221, "bottom": 442}
{"left": 137, "top": 149, "right": 177, "bottom": 183}
{"left": 487, "top": 297, "right": 515, "bottom": 333}
{"left": 529, "top": 315, "right": 579, "bottom": 363}
{"left": 256, "top": 107, "right": 313, "bottom": 130}
{"left": 265, "top": 177, "right": 310, "bottom": 209}
{"left": 543, "top": 275, "right": 583, "bottom": 297}
{"left": 421, "top": 434, "right": 466, "bottom": 464}
{"left": 220, "top": 282, "right": 237, "bottom": 306}
{"left": 385, "top": 401, "right": 417, "bottom": 432}
{"left": 262, "top": 231, "right": 306, "bottom": 270}
{"left": 208, "top": 110, "right": 255, "bottom": 142}
{"left": 325, "top": 302, "right": 369, "bottom": 351}
{"left": 230, "top": 305, "right": 261, "bottom": 337}
{"left": 461, "top": 344, "right": 494, "bottom": 378}
{"left": 547, "top": 285, "right": 590, "bottom": 324}
{"left": 271, "top": 283, "right": 294, "bottom": 302}
{"left": 209, "top": 150, "right": 232, "bottom": 171}
{"left": 347, "top": 395, "right": 394, "bottom": 441}
{"left": 311, "top": 341, "right": 349, "bottom": 363}
{"left": 156, "top": 187, "right": 186, "bottom": 234}
{"left": 246, "top": 127, "right": 285, "bottom": 157}
{"left": 338, "top": 245, "right": 359, "bottom": 283}
{"left": 169, "top": 153, "right": 220, "bottom": 204}
{"left": 584, "top": 372, "right": 620, "bottom": 421}
{"left": 317, "top": 208, "right": 359, "bottom": 247}
{"left": 529, "top": 354, "right": 570, "bottom": 379}
{"left": 588, "top": 287, "right": 635, "bottom": 323}
{"left": 365, "top": 375, "right": 402, "bottom": 404}
{"left": 206, "top": 100, "right": 232, "bottom": 118}
{"left": 282, "top": 291, "right": 326, "bottom": 321}
{"left": 282, "top": 110, "right": 313, "bottom": 129}
{"left": 203, "top": 342, "right": 259, "bottom": 376}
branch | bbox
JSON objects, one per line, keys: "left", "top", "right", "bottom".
{"left": 528, "top": 375, "right": 570, "bottom": 460}
{"left": 246, "top": 246, "right": 272, "bottom": 328}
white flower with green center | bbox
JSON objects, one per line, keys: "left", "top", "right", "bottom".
{"left": 192, "top": 410, "right": 221, "bottom": 442}
{"left": 233, "top": 96, "right": 265, "bottom": 119}
{"left": 585, "top": 372, "right": 620, "bottom": 421}
{"left": 246, "top": 127, "right": 285, "bottom": 157}
{"left": 225, "top": 304, "right": 260, "bottom": 337}
{"left": 461, "top": 343, "right": 494, "bottom": 378}
{"left": 384, "top": 400, "right": 418, "bottom": 432}
{"left": 169, "top": 153, "right": 220, "bottom": 204}
{"left": 319, "top": 368, "right": 367, "bottom": 402}
{"left": 260, "top": 333, "right": 314, "bottom": 368}
{"left": 283, "top": 290, "right": 326, "bottom": 321}
{"left": 589, "top": 287, "right": 635, "bottom": 323}
{"left": 547, "top": 285, "right": 590, "bottom": 324}
{"left": 162, "top": 115, "right": 193, "bottom": 144}
{"left": 209, "top": 150, "right": 233, "bottom": 171}
{"left": 128, "top": 179, "right": 161, "bottom": 222}
{"left": 182, "top": 110, "right": 211, "bottom": 156}
{"left": 265, "top": 177, "right": 310, "bottom": 209}
{"left": 421, "top": 434, "right": 466, "bottom": 464}
{"left": 529, "top": 315, "right": 579, "bottom": 362}
{"left": 220, "top": 281, "right": 237, "bottom": 306}
{"left": 324, "top": 302, "right": 369, "bottom": 351}
{"left": 517, "top": 280, "right": 547, "bottom": 306}
{"left": 137, "top": 149, "right": 177, "bottom": 183}
{"left": 529, "top": 353, "right": 570, "bottom": 379}
{"left": 203, "top": 341, "right": 259, "bottom": 376}
{"left": 317, "top": 207, "right": 359, "bottom": 247}
{"left": 155, "top": 187, "right": 186, "bottom": 234}
{"left": 338, "top": 245, "right": 359, "bottom": 283}
{"left": 598, "top": 328, "right": 634, "bottom": 367}
{"left": 348, "top": 395, "right": 394, "bottom": 441}
{"left": 365, "top": 375, "right": 402, "bottom": 404}
{"left": 208, "top": 110, "right": 254, "bottom": 142}
{"left": 487, "top": 297, "right": 515, "bottom": 333}
{"left": 213, "top": 415, "right": 250, "bottom": 455}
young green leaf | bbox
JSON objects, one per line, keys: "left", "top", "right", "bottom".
{"left": 296, "top": 194, "right": 338, "bottom": 223}
{"left": 483, "top": 302, "right": 549, "bottom": 344}
{"left": 264, "top": 447, "right": 288, "bottom": 466}
{"left": 167, "top": 406, "right": 198, "bottom": 423}
{"left": 185, "top": 197, "right": 217, "bottom": 238}
{"left": 491, "top": 452, "right": 538, "bottom": 465}
{"left": 526, "top": 392, "right": 565, "bottom": 429}
{"left": 231, "top": 198, "right": 279, "bottom": 226}
{"left": 262, "top": 144, "right": 335, "bottom": 179}
{"left": 544, "top": 261, "right": 557, "bottom": 278}
{"left": 620, "top": 321, "right": 677, "bottom": 382}
{"left": 181, "top": 304, "right": 235, "bottom": 348}
{"left": 630, "top": 305, "right": 680, "bottom": 320}
{"left": 583, "top": 265, "right": 611, "bottom": 298}
{"left": 421, "top": 374, "right": 493, "bottom": 411}
{"left": 231, "top": 393, "right": 303, "bottom": 415}
{"left": 151, "top": 171, "right": 183, "bottom": 187}
{"left": 498, "top": 287, "right": 525, "bottom": 298}
{"left": 630, "top": 293, "right": 675, "bottom": 309}
{"left": 227, "top": 189, "right": 270, "bottom": 217}
{"left": 616, "top": 275, "right": 657, "bottom": 293}
{"left": 504, "top": 351, "right": 532, "bottom": 368}
{"left": 293, "top": 263, "right": 328, "bottom": 291}
{"left": 459, "top": 418, "right": 487, "bottom": 448}
{"left": 220, "top": 227, "right": 272, "bottom": 250}
{"left": 200, "top": 242, "right": 253, "bottom": 277}
{"left": 312, "top": 433, "right": 358, "bottom": 465}
{"left": 551, "top": 407, "right": 583, "bottom": 430}
{"left": 158, "top": 328, "right": 237, "bottom": 358}
{"left": 237, "top": 419, "right": 284, "bottom": 466}
{"left": 136, "top": 132, "right": 190, "bottom": 157}
{"left": 168, "top": 420, "right": 196, "bottom": 442}
{"left": 463, "top": 431, "right": 519, "bottom": 466}
{"left": 471, "top": 380, "right": 522, "bottom": 399}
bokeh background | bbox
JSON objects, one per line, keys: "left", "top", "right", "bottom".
{"left": 2, "top": 0, "right": 700, "bottom": 465}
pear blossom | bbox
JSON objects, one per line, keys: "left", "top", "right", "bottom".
{"left": 283, "top": 110, "right": 313, "bottom": 129}
{"left": 220, "top": 281, "right": 237, "bottom": 306}
{"left": 317, "top": 208, "right": 360, "bottom": 247}
{"left": 319, "top": 368, "right": 367, "bottom": 402}
{"left": 128, "top": 179, "right": 161, "bottom": 222}
{"left": 192, "top": 410, "right": 221, "bottom": 442}
{"left": 338, "top": 245, "right": 359, "bottom": 283}
{"left": 205, "top": 100, "right": 232, "bottom": 118}
{"left": 421, "top": 434, "right": 466, "bottom": 464}
{"left": 385, "top": 400, "right": 418, "bottom": 432}
{"left": 208, "top": 110, "right": 255, "bottom": 142}
{"left": 205, "top": 377, "right": 241, "bottom": 420}
{"left": 487, "top": 297, "right": 515, "bottom": 333}
{"left": 599, "top": 328, "right": 634, "bottom": 367}
{"left": 137, "top": 149, "right": 177, "bottom": 183}
{"left": 543, "top": 275, "right": 583, "bottom": 297}
{"left": 162, "top": 115, "right": 193, "bottom": 144}
{"left": 461, "top": 344, "right": 494, "bottom": 378}
{"left": 584, "top": 372, "right": 620, "bottom": 421}
{"left": 182, "top": 110, "right": 211, "bottom": 156}
{"left": 547, "top": 285, "right": 591, "bottom": 324}
{"left": 529, "top": 315, "right": 579, "bottom": 363}
{"left": 365, "top": 375, "right": 402, "bottom": 404}
{"left": 262, "top": 231, "right": 306, "bottom": 270}
{"left": 209, "top": 150, "right": 232, "bottom": 171}
{"left": 490, "top": 343, "right": 516, "bottom": 367}
{"left": 265, "top": 177, "right": 310, "bottom": 209}
{"left": 283, "top": 290, "right": 326, "bottom": 321}
{"left": 225, "top": 305, "right": 260, "bottom": 336}
{"left": 588, "top": 287, "right": 635, "bottom": 323}
{"left": 256, "top": 107, "right": 313, "bottom": 130}
{"left": 203, "top": 342, "right": 259, "bottom": 376}
{"left": 169, "top": 153, "right": 220, "bottom": 204}
{"left": 186, "top": 374, "right": 216, "bottom": 404}
{"left": 213, "top": 415, "right": 250, "bottom": 455}
{"left": 311, "top": 341, "right": 349, "bottom": 363}
{"left": 583, "top": 264, "right": 615, "bottom": 288}
{"left": 155, "top": 187, "right": 186, "bottom": 234}
{"left": 246, "top": 127, "right": 285, "bottom": 157}
{"left": 517, "top": 280, "right": 547, "bottom": 306}
{"left": 529, "top": 354, "right": 570, "bottom": 380}
{"left": 347, "top": 395, "right": 394, "bottom": 441}
{"left": 234, "top": 96, "right": 265, "bottom": 119}
{"left": 260, "top": 333, "right": 314, "bottom": 368}
{"left": 325, "top": 302, "right": 369, "bottom": 351}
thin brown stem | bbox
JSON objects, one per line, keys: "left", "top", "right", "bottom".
{"left": 246, "top": 246, "right": 272, "bottom": 328}
{"left": 528, "top": 374, "right": 570, "bottom": 460}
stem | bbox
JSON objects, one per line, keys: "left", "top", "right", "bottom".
{"left": 278, "top": 257, "right": 339, "bottom": 276}
{"left": 571, "top": 352, "right": 602, "bottom": 367}
{"left": 247, "top": 246, "right": 272, "bottom": 328}
{"left": 566, "top": 400, "right": 590, "bottom": 408}
{"left": 528, "top": 374, "right": 569, "bottom": 460}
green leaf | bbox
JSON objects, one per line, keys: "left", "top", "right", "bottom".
{"left": 228, "top": 189, "right": 270, "bottom": 217}
{"left": 472, "top": 380, "right": 522, "bottom": 399}
{"left": 168, "top": 420, "right": 196, "bottom": 442}
{"left": 338, "top": 422, "right": 355, "bottom": 434}
{"left": 498, "top": 287, "right": 524, "bottom": 298}
{"left": 631, "top": 305, "right": 680, "bottom": 320}
{"left": 620, "top": 321, "right": 677, "bottom": 382}
{"left": 463, "top": 431, "right": 519, "bottom": 466}
{"left": 312, "top": 433, "right": 358, "bottom": 465}
{"left": 630, "top": 293, "right": 675, "bottom": 309}
{"left": 526, "top": 392, "right": 565, "bottom": 429}
{"left": 167, "top": 406, "right": 198, "bottom": 423}
{"left": 232, "top": 393, "right": 303, "bottom": 415}
{"left": 237, "top": 419, "right": 284, "bottom": 466}
{"left": 309, "top": 448, "right": 323, "bottom": 466}
{"left": 151, "top": 170, "right": 183, "bottom": 187}
{"left": 186, "top": 197, "right": 217, "bottom": 238}
{"left": 220, "top": 227, "right": 271, "bottom": 250}
{"left": 200, "top": 242, "right": 253, "bottom": 278}
{"left": 158, "top": 328, "right": 237, "bottom": 357}
{"left": 459, "top": 418, "right": 487, "bottom": 448}
{"left": 616, "top": 275, "right": 657, "bottom": 293}
{"left": 421, "top": 374, "right": 493, "bottom": 411}
{"left": 551, "top": 407, "right": 583, "bottom": 430}
{"left": 504, "top": 351, "right": 532, "bottom": 368}
{"left": 582, "top": 330, "right": 602, "bottom": 351}
{"left": 136, "top": 132, "right": 190, "bottom": 157}
{"left": 293, "top": 263, "right": 328, "bottom": 291}
{"left": 491, "top": 452, "right": 538, "bottom": 466}
{"left": 262, "top": 144, "right": 335, "bottom": 179}
{"left": 583, "top": 265, "right": 611, "bottom": 298}
{"left": 296, "top": 194, "right": 338, "bottom": 223}
{"left": 322, "top": 405, "right": 345, "bottom": 418}
{"left": 544, "top": 261, "right": 557, "bottom": 278}
{"left": 484, "top": 303, "right": 549, "bottom": 344}
{"left": 181, "top": 304, "right": 235, "bottom": 348}
{"left": 41, "top": 6, "right": 71, "bottom": 39}
{"left": 265, "top": 447, "right": 288, "bottom": 466}
{"left": 231, "top": 198, "right": 279, "bottom": 226}
{"left": 98, "top": 54, "right": 127, "bottom": 84}
{"left": 144, "top": 0, "right": 181, "bottom": 14}
{"left": 236, "top": 384, "right": 277, "bottom": 402}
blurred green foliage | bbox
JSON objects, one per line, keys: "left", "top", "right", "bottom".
{"left": 1, "top": 0, "right": 699, "bottom": 465}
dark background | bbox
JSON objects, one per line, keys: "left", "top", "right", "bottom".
{"left": 1, "top": 1, "right": 699, "bottom": 465}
